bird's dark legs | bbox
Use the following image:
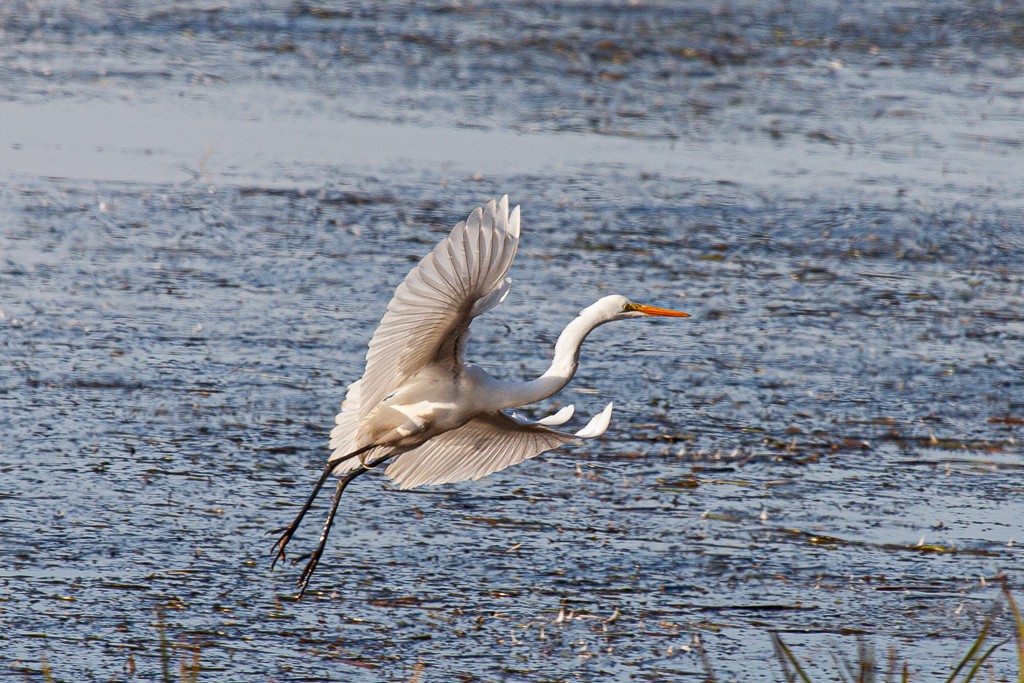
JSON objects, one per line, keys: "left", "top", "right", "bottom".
{"left": 269, "top": 461, "right": 333, "bottom": 570}
{"left": 269, "top": 443, "right": 377, "bottom": 570}
{"left": 293, "top": 466, "right": 367, "bottom": 597}
{"left": 294, "top": 452, "right": 394, "bottom": 598}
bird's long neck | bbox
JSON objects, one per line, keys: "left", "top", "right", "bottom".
{"left": 487, "top": 307, "right": 607, "bottom": 410}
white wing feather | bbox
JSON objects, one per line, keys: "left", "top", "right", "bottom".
{"left": 383, "top": 404, "right": 614, "bottom": 490}
{"left": 327, "top": 378, "right": 392, "bottom": 473}
{"left": 537, "top": 404, "right": 574, "bottom": 426}
{"left": 574, "top": 402, "right": 614, "bottom": 438}
{"left": 383, "top": 412, "right": 574, "bottom": 489}
{"left": 357, "top": 196, "right": 519, "bottom": 424}
{"left": 328, "top": 379, "right": 362, "bottom": 453}
{"left": 328, "top": 196, "right": 519, "bottom": 468}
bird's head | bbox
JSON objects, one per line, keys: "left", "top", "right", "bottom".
{"left": 593, "top": 294, "right": 690, "bottom": 322}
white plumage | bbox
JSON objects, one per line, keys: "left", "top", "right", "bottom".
{"left": 271, "top": 195, "right": 689, "bottom": 597}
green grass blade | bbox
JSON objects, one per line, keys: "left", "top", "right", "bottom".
{"left": 827, "top": 649, "right": 854, "bottom": 683}
{"left": 771, "top": 633, "right": 814, "bottom": 683}
{"left": 1002, "top": 583, "right": 1024, "bottom": 683}
{"left": 945, "top": 616, "right": 991, "bottom": 683}
{"left": 961, "top": 638, "right": 1009, "bottom": 682}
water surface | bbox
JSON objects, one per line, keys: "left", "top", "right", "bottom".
{"left": 2, "top": 2, "right": 1023, "bottom": 681}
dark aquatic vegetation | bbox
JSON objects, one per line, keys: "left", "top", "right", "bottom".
{"left": 770, "top": 582, "right": 1024, "bottom": 683}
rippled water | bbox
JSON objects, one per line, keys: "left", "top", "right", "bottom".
{"left": 2, "top": 2, "right": 1023, "bottom": 681}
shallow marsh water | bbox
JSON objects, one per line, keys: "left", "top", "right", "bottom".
{"left": 1, "top": 2, "right": 1023, "bottom": 681}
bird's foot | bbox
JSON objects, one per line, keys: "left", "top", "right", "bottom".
{"left": 269, "top": 529, "right": 295, "bottom": 571}
{"left": 295, "top": 549, "right": 324, "bottom": 599}
{"left": 290, "top": 551, "right": 313, "bottom": 565}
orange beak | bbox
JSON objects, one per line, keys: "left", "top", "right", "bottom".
{"left": 631, "top": 303, "right": 690, "bottom": 318}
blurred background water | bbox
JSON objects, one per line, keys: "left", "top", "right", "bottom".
{"left": 1, "top": 1, "right": 1023, "bottom": 681}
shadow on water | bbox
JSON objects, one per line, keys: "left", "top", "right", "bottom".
{"left": 2, "top": 1, "right": 1023, "bottom": 681}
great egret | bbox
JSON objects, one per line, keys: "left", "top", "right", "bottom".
{"left": 271, "top": 195, "right": 688, "bottom": 596}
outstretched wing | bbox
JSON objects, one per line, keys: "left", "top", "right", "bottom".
{"left": 330, "top": 196, "right": 520, "bottom": 464}
{"left": 327, "top": 378, "right": 390, "bottom": 473}
{"left": 382, "top": 403, "right": 615, "bottom": 490}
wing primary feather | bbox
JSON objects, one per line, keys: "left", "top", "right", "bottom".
{"left": 384, "top": 410, "right": 578, "bottom": 490}
{"left": 351, "top": 198, "right": 522, "bottom": 427}
{"left": 575, "top": 403, "right": 614, "bottom": 438}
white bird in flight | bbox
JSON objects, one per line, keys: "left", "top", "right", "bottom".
{"left": 271, "top": 195, "right": 689, "bottom": 596}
